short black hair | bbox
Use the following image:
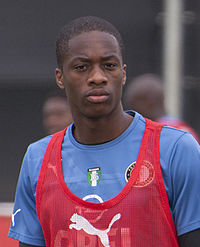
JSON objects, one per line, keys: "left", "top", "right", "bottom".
{"left": 56, "top": 16, "right": 124, "bottom": 69}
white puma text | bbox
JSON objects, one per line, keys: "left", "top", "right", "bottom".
{"left": 69, "top": 213, "right": 121, "bottom": 247}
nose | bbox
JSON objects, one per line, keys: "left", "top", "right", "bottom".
{"left": 87, "top": 66, "right": 108, "bottom": 85}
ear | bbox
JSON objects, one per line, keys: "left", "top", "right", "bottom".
{"left": 122, "top": 64, "right": 127, "bottom": 86}
{"left": 55, "top": 68, "right": 65, "bottom": 89}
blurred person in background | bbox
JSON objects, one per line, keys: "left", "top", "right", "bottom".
{"left": 42, "top": 90, "right": 73, "bottom": 135}
{"left": 123, "top": 73, "right": 199, "bottom": 143}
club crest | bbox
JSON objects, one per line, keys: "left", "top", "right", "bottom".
{"left": 134, "top": 160, "right": 155, "bottom": 187}
{"left": 125, "top": 160, "right": 155, "bottom": 187}
{"left": 125, "top": 161, "right": 136, "bottom": 182}
{"left": 88, "top": 167, "right": 101, "bottom": 186}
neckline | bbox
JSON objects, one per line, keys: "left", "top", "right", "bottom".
{"left": 56, "top": 113, "right": 148, "bottom": 209}
{"left": 68, "top": 111, "right": 138, "bottom": 150}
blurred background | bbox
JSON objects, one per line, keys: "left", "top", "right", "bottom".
{"left": 0, "top": 0, "right": 199, "bottom": 204}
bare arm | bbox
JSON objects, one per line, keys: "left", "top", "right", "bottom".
{"left": 178, "top": 229, "right": 200, "bottom": 247}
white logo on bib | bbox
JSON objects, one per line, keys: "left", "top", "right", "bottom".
{"left": 12, "top": 209, "right": 21, "bottom": 227}
{"left": 69, "top": 213, "right": 121, "bottom": 247}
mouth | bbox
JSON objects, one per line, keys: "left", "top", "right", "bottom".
{"left": 86, "top": 89, "right": 109, "bottom": 103}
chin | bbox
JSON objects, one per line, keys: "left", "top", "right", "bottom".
{"left": 80, "top": 101, "right": 116, "bottom": 119}
{"left": 83, "top": 108, "right": 112, "bottom": 119}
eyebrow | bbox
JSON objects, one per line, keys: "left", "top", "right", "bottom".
{"left": 102, "top": 55, "right": 120, "bottom": 61}
{"left": 70, "top": 55, "right": 120, "bottom": 63}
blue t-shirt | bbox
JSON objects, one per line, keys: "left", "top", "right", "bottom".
{"left": 9, "top": 112, "right": 200, "bottom": 246}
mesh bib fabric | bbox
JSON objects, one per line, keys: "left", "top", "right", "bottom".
{"left": 36, "top": 119, "right": 179, "bottom": 247}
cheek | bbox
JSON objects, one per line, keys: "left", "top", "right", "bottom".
{"left": 66, "top": 85, "right": 84, "bottom": 106}
{"left": 111, "top": 83, "right": 123, "bottom": 101}
{"left": 62, "top": 77, "right": 79, "bottom": 97}
{"left": 114, "top": 72, "right": 125, "bottom": 89}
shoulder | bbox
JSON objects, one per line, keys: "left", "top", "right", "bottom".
{"left": 160, "top": 125, "right": 199, "bottom": 179}
{"left": 20, "top": 135, "right": 53, "bottom": 195}
{"left": 160, "top": 124, "right": 199, "bottom": 156}
{"left": 158, "top": 116, "right": 199, "bottom": 143}
{"left": 23, "top": 135, "right": 53, "bottom": 178}
{"left": 22, "top": 135, "right": 53, "bottom": 172}
{"left": 27, "top": 135, "right": 53, "bottom": 156}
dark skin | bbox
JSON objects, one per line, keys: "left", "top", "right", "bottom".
{"left": 18, "top": 31, "right": 200, "bottom": 246}
{"left": 56, "top": 31, "right": 131, "bottom": 145}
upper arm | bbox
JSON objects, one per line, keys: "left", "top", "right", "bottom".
{"left": 170, "top": 134, "right": 200, "bottom": 235}
{"left": 8, "top": 146, "right": 46, "bottom": 246}
{"left": 160, "top": 130, "right": 200, "bottom": 236}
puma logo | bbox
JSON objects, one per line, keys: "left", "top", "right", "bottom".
{"left": 12, "top": 209, "right": 21, "bottom": 227}
{"left": 69, "top": 213, "right": 121, "bottom": 247}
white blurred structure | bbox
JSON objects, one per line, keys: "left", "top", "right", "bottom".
{"left": 163, "top": 0, "right": 184, "bottom": 118}
{"left": 0, "top": 203, "right": 13, "bottom": 216}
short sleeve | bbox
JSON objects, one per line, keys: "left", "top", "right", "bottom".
{"left": 8, "top": 145, "right": 47, "bottom": 246}
{"left": 161, "top": 130, "right": 200, "bottom": 236}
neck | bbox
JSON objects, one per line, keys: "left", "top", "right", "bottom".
{"left": 72, "top": 110, "right": 133, "bottom": 145}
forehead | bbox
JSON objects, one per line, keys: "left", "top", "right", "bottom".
{"left": 66, "top": 31, "right": 122, "bottom": 61}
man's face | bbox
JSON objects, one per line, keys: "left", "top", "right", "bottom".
{"left": 56, "top": 31, "right": 126, "bottom": 119}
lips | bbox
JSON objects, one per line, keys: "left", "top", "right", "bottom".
{"left": 86, "top": 89, "right": 109, "bottom": 103}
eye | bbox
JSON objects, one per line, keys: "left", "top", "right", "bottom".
{"left": 104, "top": 63, "right": 117, "bottom": 70}
{"left": 74, "top": 64, "right": 88, "bottom": 72}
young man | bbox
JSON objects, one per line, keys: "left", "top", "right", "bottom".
{"left": 123, "top": 73, "right": 199, "bottom": 143}
{"left": 9, "top": 16, "right": 200, "bottom": 247}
